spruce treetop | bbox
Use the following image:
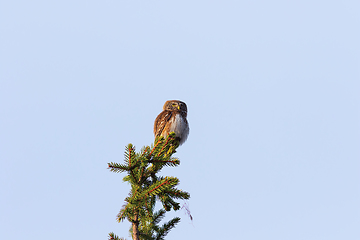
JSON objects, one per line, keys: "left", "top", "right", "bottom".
{"left": 108, "top": 133, "right": 190, "bottom": 240}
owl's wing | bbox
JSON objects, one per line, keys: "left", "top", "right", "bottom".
{"left": 154, "top": 111, "right": 172, "bottom": 137}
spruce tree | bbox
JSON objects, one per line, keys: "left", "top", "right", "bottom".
{"left": 108, "top": 133, "right": 190, "bottom": 240}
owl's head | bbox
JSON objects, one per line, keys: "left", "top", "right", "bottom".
{"left": 163, "top": 100, "right": 187, "bottom": 114}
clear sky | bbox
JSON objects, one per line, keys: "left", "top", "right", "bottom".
{"left": 1, "top": 1, "right": 359, "bottom": 239}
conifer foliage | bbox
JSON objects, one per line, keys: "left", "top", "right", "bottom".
{"left": 108, "top": 133, "right": 190, "bottom": 240}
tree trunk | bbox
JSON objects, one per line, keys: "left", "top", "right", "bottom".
{"left": 132, "top": 214, "right": 140, "bottom": 240}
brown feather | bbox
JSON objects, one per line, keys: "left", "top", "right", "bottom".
{"left": 154, "top": 110, "right": 172, "bottom": 137}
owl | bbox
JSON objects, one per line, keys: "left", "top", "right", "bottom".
{"left": 154, "top": 100, "right": 189, "bottom": 145}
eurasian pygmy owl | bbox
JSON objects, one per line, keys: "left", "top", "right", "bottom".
{"left": 154, "top": 100, "right": 189, "bottom": 145}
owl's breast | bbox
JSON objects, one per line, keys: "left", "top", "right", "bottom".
{"left": 168, "top": 113, "right": 189, "bottom": 145}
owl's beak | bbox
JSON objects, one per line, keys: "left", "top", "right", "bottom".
{"left": 177, "top": 105, "right": 180, "bottom": 110}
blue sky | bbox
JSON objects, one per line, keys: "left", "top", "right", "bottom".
{"left": 1, "top": 1, "right": 359, "bottom": 239}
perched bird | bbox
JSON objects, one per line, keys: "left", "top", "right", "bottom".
{"left": 154, "top": 100, "right": 189, "bottom": 145}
